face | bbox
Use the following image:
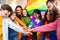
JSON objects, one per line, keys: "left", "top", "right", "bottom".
{"left": 2, "top": 9, "right": 9, "bottom": 18}
{"left": 23, "top": 10, "right": 27, "bottom": 16}
{"left": 46, "top": 10, "right": 53, "bottom": 20}
{"left": 10, "top": 13, "right": 16, "bottom": 21}
{"left": 47, "top": 0, "right": 60, "bottom": 17}
{"left": 16, "top": 7, "right": 22, "bottom": 15}
{"left": 47, "top": 2, "right": 54, "bottom": 10}
{"left": 34, "top": 13, "right": 39, "bottom": 19}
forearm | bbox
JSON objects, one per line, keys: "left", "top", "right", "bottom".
{"left": 32, "top": 22, "right": 57, "bottom": 32}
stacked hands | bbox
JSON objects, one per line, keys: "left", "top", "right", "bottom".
{"left": 23, "top": 27, "right": 33, "bottom": 35}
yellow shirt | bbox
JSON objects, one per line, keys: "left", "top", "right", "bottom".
{"left": 0, "top": 16, "right": 3, "bottom": 36}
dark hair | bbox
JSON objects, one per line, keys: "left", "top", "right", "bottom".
{"left": 42, "top": 6, "right": 58, "bottom": 24}
{"left": 15, "top": 5, "right": 23, "bottom": 19}
{"left": 33, "top": 9, "right": 42, "bottom": 20}
{"left": 42, "top": 10, "right": 48, "bottom": 24}
{"left": 49, "top": 6, "right": 58, "bottom": 22}
{"left": 8, "top": 11, "right": 16, "bottom": 17}
{"left": 46, "top": 0, "right": 55, "bottom": 5}
{"left": 15, "top": 5, "right": 22, "bottom": 11}
{"left": 1, "top": 4, "right": 12, "bottom": 12}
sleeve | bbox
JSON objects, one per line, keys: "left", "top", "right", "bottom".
{"left": 16, "top": 17, "right": 27, "bottom": 27}
{"left": 2, "top": 19, "right": 8, "bottom": 40}
{"left": 7, "top": 18, "right": 25, "bottom": 33}
{"left": 32, "top": 21, "right": 57, "bottom": 32}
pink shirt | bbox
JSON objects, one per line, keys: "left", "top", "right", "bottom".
{"left": 32, "top": 18, "right": 60, "bottom": 40}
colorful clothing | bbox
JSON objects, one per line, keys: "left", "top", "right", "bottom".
{"left": 39, "top": 21, "right": 50, "bottom": 40}
{"left": 2, "top": 17, "right": 25, "bottom": 40}
{"left": 21, "top": 16, "right": 30, "bottom": 40}
{"left": 0, "top": 16, "right": 3, "bottom": 40}
{"left": 16, "top": 17, "right": 27, "bottom": 27}
{"left": 16, "top": 17, "right": 27, "bottom": 40}
{"left": 21, "top": 16, "right": 30, "bottom": 26}
{"left": 32, "top": 18, "right": 60, "bottom": 40}
{"left": 8, "top": 22, "right": 20, "bottom": 40}
{"left": 42, "top": 21, "right": 57, "bottom": 40}
{"left": 29, "top": 15, "right": 43, "bottom": 40}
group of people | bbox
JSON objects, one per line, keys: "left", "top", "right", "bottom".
{"left": 0, "top": 0, "right": 60, "bottom": 40}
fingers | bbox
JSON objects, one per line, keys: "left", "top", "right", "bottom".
{"left": 23, "top": 27, "right": 33, "bottom": 36}
{"left": 23, "top": 31, "right": 32, "bottom": 35}
{"left": 27, "top": 28, "right": 33, "bottom": 32}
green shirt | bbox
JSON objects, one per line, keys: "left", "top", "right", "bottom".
{"left": 21, "top": 16, "right": 30, "bottom": 27}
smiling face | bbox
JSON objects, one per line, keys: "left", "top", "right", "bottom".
{"left": 10, "top": 13, "right": 16, "bottom": 21}
{"left": 46, "top": 10, "right": 53, "bottom": 21}
{"left": 33, "top": 13, "right": 39, "bottom": 19}
{"left": 1, "top": 9, "right": 10, "bottom": 18}
{"left": 16, "top": 7, "right": 22, "bottom": 15}
{"left": 23, "top": 10, "right": 27, "bottom": 16}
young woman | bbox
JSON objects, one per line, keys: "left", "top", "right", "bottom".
{"left": 8, "top": 11, "right": 18, "bottom": 40}
{"left": 15, "top": 5, "right": 23, "bottom": 19}
{"left": 21, "top": 9, "right": 30, "bottom": 40}
{"left": 41, "top": 10, "right": 57, "bottom": 40}
{"left": 15, "top": 5, "right": 27, "bottom": 40}
{"left": 29, "top": 9, "right": 43, "bottom": 40}
{"left": 21, "top": 9, "right": 30, "bottom": 27}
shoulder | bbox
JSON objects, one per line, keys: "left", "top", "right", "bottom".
{"left": 3, "top": 18, "right": 11, "bottom": 23}
{"left": 54, "top": 18, "right": 60, "bottom": 23}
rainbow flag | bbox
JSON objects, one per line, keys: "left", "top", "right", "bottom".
{"left": 26, "top": 0, "right": 48, "bottom": 14}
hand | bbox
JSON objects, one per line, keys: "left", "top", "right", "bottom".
{"left": 23, "top": 31, "right": 32, "bottom": 35}
{"left": 27, "top": 28, "right": 33, "bottom": 32}
{"left": 23, "top": 28, "right": 33, "bottom": 35}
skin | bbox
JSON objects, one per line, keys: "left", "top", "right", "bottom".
{"left": 47, "top": 0, "right": 60, "bottom": 17}
{"left": 23, "top": 10, "right": 27, "bottom": 16}
{"left": 1, "top": 9, "right": 10, "bottom": 18}
{"left": 10, "top": 13, "right": 16, "bottom": 21}
{"left": 16, "top": 7, "right": 22, "bottom": 15}
{"left": 47, "top": 2, "right": 54, "bottom": 10}
{"left": 33, "top": 13, "right": 39, "bottom": 19}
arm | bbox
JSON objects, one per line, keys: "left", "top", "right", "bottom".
{"left": 7, "top": 18, "right": 25, "bottom": 33}
{"left": 32, "top": 20, "right": 57, "bottom": 32}
{"left": 2, "top": 19, "right": 8, "bottom": 40}
{"left": 2, "top": 18, "right": 30, "bottom": 40}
